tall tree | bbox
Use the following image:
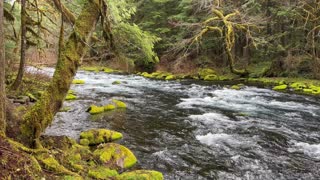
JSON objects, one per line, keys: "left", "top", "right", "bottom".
{"left": 21, "top": 0, "right": 103, "bottom": 148}
{"left": 0, "top": 0, "right": 6, "bottom": 136}
{"left": 11, "top": 0, "right": 27, "bottom": 90}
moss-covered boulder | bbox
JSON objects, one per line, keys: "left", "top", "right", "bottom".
{"left": 112, "top": 80, "right": 121, "bottom": 85}
{"left": 204, "top": 74, "right": 218, "bottom": 81}
{"left": 88, "top": 167, "right": 119, "bottom": 179}
{"left": 104, "top": 104, "right": 116, "bottom": 111}
{"left": 104, "top": 68, "right": 115, "bottom": 73}
{"left": 72, "top": 79, "right": 85, "bottom": 84}
{"left": 272, "top": 84, "right": 287, "bottom": 91}
{"left": 231, "top": 85, "right": 241, "bottom": 90}
{"left": 112, "top": 100, "right": 127, "bottom": 108}
{"left": 93, "top": 143, "right": 137, "bottom": 170}
{"left": 198, "top": 68, "right": 216, "bottom": 80}
{"left": 118, "top": 170, "right": 164, "bottom": 180}
{"left": 141, "top": 72, "right": 153, "bottom": 78}
{"left": 88, "top": 105, "right": 105, "bottom": 115}
{"left": 290, "top": 82, "right": 307, "bottom": 91}
{"left": 80, "top": 129, "right": 123, "bottom": 146}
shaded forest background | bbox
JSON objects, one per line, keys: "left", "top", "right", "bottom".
{"left": 2, "top": 0, "right": 320, "bottom": 80}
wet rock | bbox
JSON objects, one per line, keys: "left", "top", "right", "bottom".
{"left": 118, "top": 170, "right": 164, "bottom": 180}
{"left": 93, "top": 143, "right": 137, "bottom": 170}
{"left": 80, "top": 129, "right": 123, "bottom": 146}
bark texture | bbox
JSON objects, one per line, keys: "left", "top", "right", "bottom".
{"left": 0, "top": 0, "right": 6, "bottom": 136}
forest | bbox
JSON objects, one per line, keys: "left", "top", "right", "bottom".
{"left": 0, "top": 0, "right": 320, "bottom": 179}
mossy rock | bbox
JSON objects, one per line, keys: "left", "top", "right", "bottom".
{"left": 303, "top": 89, "right": 313, "bottom": 94}
{"left": 89, "top": 105, "right": 105, "bottom": 115}
{"left": 93, "top": 143, "right": 137, "bottom": 170}
{"left": 272, "top": 84, "right": 288, "bottom": 91}
{"left": 104, "top": 68, "right": 115, "bottom": 73}
{"left": 112, "top": 80, "right": 121, "bottom": 85}
{"left": 165, "top": 75, "right": 175, "bottom": 80}
{"left": 290, "top": 82, "right": 306, "bottom": 91}
{"left": 72, "top": 79, "right": 85, "bottom": 84}
{"left": 66, "top": 94, "right": 77, "bottom": 101}
{"left": 198, "top": 68, "right": 216, "bottom": 79}
{"left": 204, "top": 74, "right": 218, "bottom": 81}
{"left": 141, "top": 72, "right": 153, "bottom": 78}
{"left": 112, "top": 100, "right": 127, "bottom": 108}
{"left": 80, "top": 129, "right": 123, "bottom": 146}
{"left": 104, "top": 104, "right": 116, "bottom": 111}
{"left": 118, "top": 170, "right": 164, "bottom": 180}
{"left": 68, "top": 90, "right": 76, "bottom": 95}
{"left": 231, "top": 85, "right": 241, "bottom": 90}
{"left": 88, "top": 167, "right": 119, "bottom": 179}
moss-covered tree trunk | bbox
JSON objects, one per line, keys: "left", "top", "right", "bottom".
{"left": 21, "top": 0, "right": 102, "bottom": 148}
{"left": 11, "top": 0, "right": 27, "bottom": 90}
{"left": 0, "top": 0, "right": 6, "bottom": 136}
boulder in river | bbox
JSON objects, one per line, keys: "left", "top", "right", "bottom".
{"left": 272, "top": 84, "right": 287, "bottom": 91}
{"left": 112, "top": 100, "right": 127, "bottom": 108}
{"left": 72, "top": 79, "right": 85, "bottom": 84}
{"left": 88, "top": 105, "right": 105, "bottom": 114}
{"left": 93, "top": 143, "right": 137, "bottom": 170}
{"left": 80, "top": 129, "right": 123, "bottom": 146}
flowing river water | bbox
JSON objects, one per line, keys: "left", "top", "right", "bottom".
{"left": 34, "top": 68, "right": 320, "bottom": 179}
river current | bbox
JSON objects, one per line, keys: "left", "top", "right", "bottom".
{"left": 34, "top": 68, "right": 320, "bottom": 179}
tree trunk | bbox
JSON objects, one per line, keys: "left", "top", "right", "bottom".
{"left": 0, "top": 0, "right": 6, "bottom": 136}
{"left": 21, "top": 0, "right": 102, "bottom": 148}
{"left": 11, "top": 0, "right": 27, "bottom": 90}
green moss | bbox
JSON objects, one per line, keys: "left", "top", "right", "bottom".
{"left": 79, "top": 139, "right": 90, "bottom": 146}
{"left": 93, "top": 143, "right": 137, "bottom": 169}
{"left": 88, "top": 167, "right": 119, "bottom": 179}
{"left": 118, "top": 170, "right": 164, "bottom": 180}
{"left": 165, "top": 75, "right": 175, "bottom": 80}
{"left": 104, "top": 68, "right": 116, "bottom": 73}
{"left": 303, "top": 89, "right": 313, "bottom": 93}
{"left": 72, "top": 80, "right": 85, "bottom": 84}
{"left": 89, "top": 105, "right": 105, "bottom": 115}
{"left": 141, "top": 72, "right": 153, "bottom": 78}
{"left": 68, "top": 90, "right": 76, "bottom": 95}
{"left": 63, "top": 176, "right": 83, "bottom": 180}
{"left": 80, "top": 129, "right": 123, "bottom": 145}
{"left": 231, "top": 85, "right": 241, "bottom": 90}
{"left": 104, "top": 104, "right": 116, "bottom": 111}
{"left": 112, "top": 100, "right": 127, "bottom": 108}
{"left": 26, "top": 93, "right": 38, "bottom": 102}
{"left": 204, "top": 74, "right": 218, "bottom": 81}
{"left": 272, "top": 84, "right": 288, "bottom": 91}
{"left": 112, "top": 80, "right": 121, "bottom": 85}
{"left": 198, "top": 68, "right": 216, "bottom": 80}
{"left": 66, "top": 94, "right": 77, "bottom": 101}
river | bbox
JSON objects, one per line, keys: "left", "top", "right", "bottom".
{"left": 39, "top": 69, "right": 320, "bottom": 179}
